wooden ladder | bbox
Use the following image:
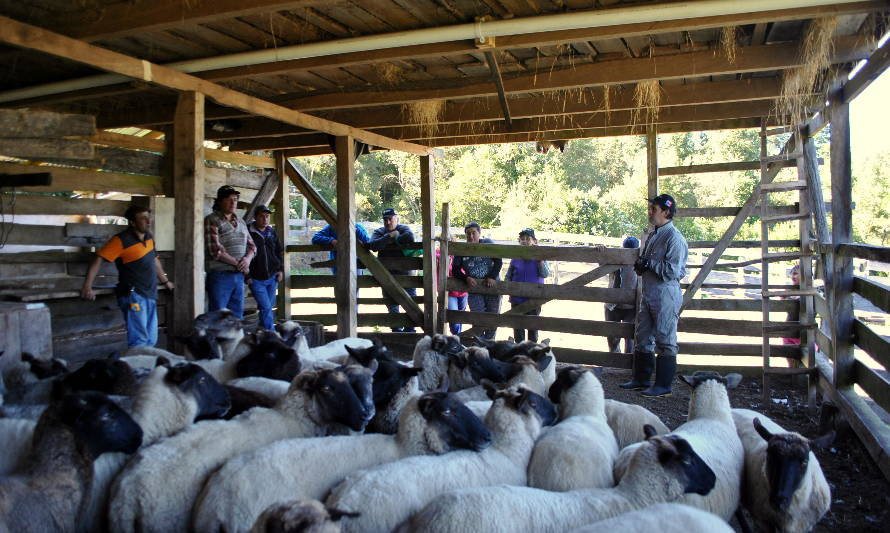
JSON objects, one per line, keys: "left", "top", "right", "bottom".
{"left": 758, "top": 124, "right": 817, "bottom": 404}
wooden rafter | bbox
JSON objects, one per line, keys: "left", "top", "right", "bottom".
{"left": 484, "top": 51, "right": 512, "bottom": 129}
{"left": 0, "top": 15, "right": 434, "bottom": 156}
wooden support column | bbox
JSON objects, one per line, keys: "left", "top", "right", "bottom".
{"left": 274, "top": 151, "right": 292, "bottom": 321}
{"left": 172, "top": 91, "right": 205, "bottom": 339}
{"left": 437, "top": 203, "right": 450, "bottom": 334}
{"left": 646, "top": 126, "right": 658, "bottom": 199}
{"left": 420, "top": 155, "right": 437, "bottom": 334}
{"left": 334, "top": 137, "right": 357, "bottom": 338}
{"left": 829, "top": 96, "right": 855, "bottom": 390}
{"left": 795, "top": 128, "right": 817, "bottom": 410}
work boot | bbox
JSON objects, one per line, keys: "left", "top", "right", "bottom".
{"left": 641, "top": 355, "right": 677, "bottom": 398}
{"left": 619, "top": 351, "right": 654, "bottom": 390}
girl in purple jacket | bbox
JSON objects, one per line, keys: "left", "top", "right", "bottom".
{"left": 504, "top": 228, "right": 550, "bottom": 342}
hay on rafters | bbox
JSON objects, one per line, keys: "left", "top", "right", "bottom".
{"left": 632, "top": 80, "right": 662, "bottom": 130}
{"left": 373, "top": 62, "right": 403, "bottom": 85}
{"left": 720, "top": 25, "right": 738, "bottom": 64}
{"left": 778, "top": 17, "right": 838, "bottom": 124}
{"left": 403, "top": 99, "right": 446, "bottom": 138}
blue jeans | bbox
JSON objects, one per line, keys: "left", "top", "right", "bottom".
{"left": 117, "top": 290, "right": 158, "bottom": 348}
{"left": 249, "top": 277, "right": 278, "bottom": 330}
{"left": 384, "top": 287, "right": 417, "bottom": 332}
{"left": 207, "top": 271, "right": 245, "bottom": 318}
{"left": 448, "top": 294, "right": 468, "bottom": 335}
{"left": 468, "top": 292, "right": 502, "bottom": 340}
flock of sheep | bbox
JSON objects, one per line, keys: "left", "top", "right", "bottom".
{"left": 0, "top": 309, "right": 834, "bottom": 533}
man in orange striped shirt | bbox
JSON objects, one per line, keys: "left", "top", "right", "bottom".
{"left": 81, "top": 205, "right": 174, "bottom": 347}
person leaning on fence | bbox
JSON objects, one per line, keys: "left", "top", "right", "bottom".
{"left": 452, "top": 222, "right": 503, "bottom": 340}
{"left": 311, "top": 223, "right": 371, "bottom": 274}
{"left": 605, "top": 236, "right": 640, "bottom": 354}
{"left": 368, "top": 208, "right": 417, "bottom": 333}
{"left": 80, "top": 204, "right": 173, "bottom": 348}
{"left": 782, "top": 264, "right": 802, "bottom": 346}
{"left": 504, "top": 228, "right": 550, "bottom": 343}
{"left": 246, "top": 205, "right": 284, "bottom": 331}
{"left": 620, "top": 194, "right": 688, "bottom": 398}
{"left": 204, "top": 185, "right": 256, "bottom": 319}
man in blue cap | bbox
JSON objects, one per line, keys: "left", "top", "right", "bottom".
{"left": 369, "top": 208, "right": 417, "bottom": 332}
{"left": 620, "top": 194, "right": 688, "bottom": 397}
{"left": 605, "top": 235, "right": 639, "bottom": 354}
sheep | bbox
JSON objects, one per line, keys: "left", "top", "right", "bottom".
{"left": 325, "top": 381, "right": 558, "bottom": 533}
{"left": 108, "top": 364, "right": 376, "bottom": 533}
{"left": 5, "top": 353, "right": 138, "bottom": 405}
{"left": 604, "top": 399, "right": 670, "bottom": 448}
{"left": 451, "top": 352, "right": 549, "bottom": 402}
{"left": 120, "top": 352, "right": 186, "bottom": 373}
{"left": 248, "top": 500, "right": 358, "bottom": 533}
{"left": 565, "top": 503, "right": 733, "bottom": 533}
{"left": 411, "top": 334, "right": 465, "bottom": 391}
{"left": 192, "top": 387, "right": 491, "bottom": 533}
{"left": 0, "top": 418, "right": 36, "bottom": 475}
{"left": 2, "top": 353, "right": 68, "bottom": 404}
{"left": 0, "top": 390, "right": 143, "bottom": 533}
{"left": 226, "top": 376, "right": 291, "bottom": 399}
{"left": 401, "top": 425, "right": 716, "bottom": 533}
{"left": 732, "top": 408, "right": 833, "bottom": 533}
{"left": 193, "top": 329, "right": 301, "bottom": 383}
{"left": 77, "top": 363, "right": 233, "bottom": 533}
{"left": 613, "top": 371, "right": 744, "bottom": 521}
{"left": 527, "top": 366, "right": 618, "bottom": 491}
{"left": 308, "top": 337, "right": 373, "bottom": 362}
{"left": 475, "top": 336, "right": 557, "bottom": 388}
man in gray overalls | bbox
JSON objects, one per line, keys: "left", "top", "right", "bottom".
{"left": 620, "top": 194, "right": 688, "bottom": 397}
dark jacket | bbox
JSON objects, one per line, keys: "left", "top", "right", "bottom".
{"left": 311, "top": 224, "right": 371, "bottom": 273}
{"left": 247, "top": 223, "right": 283, "bottom": 281}
{"left": 369, "top": 224, "right": 415, "bottom": 274}
{"left": 453, "top": 238, "right": 503, "bottom": 282}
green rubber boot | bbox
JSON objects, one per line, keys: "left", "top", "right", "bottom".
{"left": 619, "top": 351, "right": 654, "bottom": 390}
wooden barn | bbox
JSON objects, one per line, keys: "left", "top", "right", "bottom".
{"left": 0, "top": 1, "right": 889, "bottom": 531}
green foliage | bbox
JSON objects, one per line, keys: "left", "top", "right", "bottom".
{"left": 854, "top": 152, "right": 890, "bottom": 245}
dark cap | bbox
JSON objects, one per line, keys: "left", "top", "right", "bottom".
{"left": 519, "top": 228, "right": 536, "bottom": 239}
{"left": 622, "top": 236, "right": 640, "bottom": 249}
{"left": 464, "top": 221, "right": 481, "bottom": 231}
{"left": 255, "top": 204, "right": 272, "bottom": 214}
{"left": 648, "top": 194, "right": 677, "bottom": 213}
{"left": 216, "top": 185, "right": 240, "bottom": 199}
{"left": 382, "top": 208, "right": 397, "bottom": 219}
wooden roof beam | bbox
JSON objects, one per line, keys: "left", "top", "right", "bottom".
{"left": 0, "top": 15, "right": 435, "bottom": 156}
{"left": 484, "top": 51, "right": 513, "bottom": 130}
{"left": 275, "top": 36, "right": 871, "bottom": 111}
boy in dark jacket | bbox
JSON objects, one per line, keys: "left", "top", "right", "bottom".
{"left": 247, "top": 205, "right": 284, "bottom": 330}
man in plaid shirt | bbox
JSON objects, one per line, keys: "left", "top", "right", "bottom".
{"left": 204, "top": 185, "right": 256, "bottom": 318}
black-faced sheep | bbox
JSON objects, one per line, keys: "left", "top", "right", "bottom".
{"left": 412, "top": 334, "right": 465, "bottom": 391}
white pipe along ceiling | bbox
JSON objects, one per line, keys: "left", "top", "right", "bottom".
{"left": 0, "top": 0, "right": 866, "bottom": 104}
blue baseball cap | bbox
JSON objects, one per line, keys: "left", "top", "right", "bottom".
{"left": 382, "top": 208, "right": 397, "bottom": 218}
{"left": 648, "top": 194, "right": 677, "bottom": 215}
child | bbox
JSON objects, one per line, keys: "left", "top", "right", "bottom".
{"left": 782, "top": 264, "right": 802, "bottom": 345}
{"left": 438, "top": 239, "right": 468, "bottom": 335}
{"left": 504, "top": 228, "right": 550, "bottom": 342}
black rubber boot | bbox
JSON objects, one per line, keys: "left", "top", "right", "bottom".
{"left": 641, "top": 355, "right": 677, "bottom": 398}
{"left": 619, "top": 351, "right": 654, "bottom": 390}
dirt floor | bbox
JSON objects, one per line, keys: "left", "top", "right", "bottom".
{"left": 597, "top": 366, "right": 890, "bottom": 532}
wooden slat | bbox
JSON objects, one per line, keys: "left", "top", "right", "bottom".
{"left": 679, "top": 342, "right": 801, "bottom": 358}
{"left": 0, "top": 138, "right": 93, "bottom": 160}
{"left": 678, "top": 317, "right": 805, "bottom": 337}
{"left": 0, "top": 195, "right": 129, "bottom": 216}
{"left": 842, "top": 29, "right": 890, "bottom": 104}
{"left": 660, "top": 159, "right": 803, "bottom": 176}
{"left": 854, "top": 319, "right": 890, "bottom": 371}
{"left": 678, "top": 205, "right": 809, "bottom": 218}
{"left": 274, "top": 152, "right": 292, "bottom": 322}
{"left": 89, "top": 131, "right": 276, "bottom": 168}
{"left": 0, "top": 108, "right": 94, "bottom": 137}
{"left": 683, "top": 298, "right": 796, "bottom": 312}
{"left": 854, "top": 276, "right": 890, "bottom": 315}
{"left": 294, "top": 296, "right": 424, "bottom": 304}
{"left": 242, "top": 170, "right": 278, "bottom": 223}
{"left": 0, "top": 223, "right": 119, "bottom": 246}
{"left": 436, "top": 202, "right": 450, "bottom": 334}
{"left": 687, "top": 239, "right": 800, "bottom": 248}
{"left": 291, "top": 313, "right": 413, "bottom": 328}
{"left": 853, "top": 359, "right": 890, "bottom": 415}
{"left": 0, "top": 15, "right": 434, "bottom": 156}
{"left": 681, "top": 282, "right": 797, "bottom": 289}
{"left": 445, "top": 278, "right": 635, "bottom": 305}
{"left": 449, "top": 310, "right": 634, "bottom": 337}
{"left": 289, "top": 275, "right": 424, "bottom": 289}
{"left": 0, "top": 250, "right": 94, "bottom": 263}
{"left": 824, "top": 243, "right": 890, "bottom": 263}
{"left": 447, "top": 241, "right": 635, "bottom": 264}
{"left": 334, "top": 136, "right": 357, "bottom": 338}
{"left": 556, "top": 347, "right": 765, "bottom": 377}
{"left": 0, "top": 161, "right": 163, "bottom": 195}
{"left": 420, "top": 154, "right": 437, "bottom": 334}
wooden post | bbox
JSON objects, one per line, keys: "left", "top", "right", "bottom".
{"left": 646, "top": 126, "right": 658, "bottom": 199}
{"left": 437, "top": 203, "right": 450, "bottom": 334}
{"left": 796, "top": 128, "right": 817, "bottom": 411}
{"left": 829, "top": 96, "right": 854, "bottom": 390}
{"left": 334, "top": 136, "right": 357, "bottom": 338}
{"left": 420, "top": 155, "right": 437, "bottom": 334}
{"left": 172, "top": 91, "right": 205, "bottom": 341}
{"left": 274, "top": 152, "right": 292, "bottom": 322}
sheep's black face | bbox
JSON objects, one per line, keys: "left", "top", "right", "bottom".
{"left": 418, "top": 392, "right": 492, "bottom": 452}
{"left": 764, "top": 434, "right": 810, "bottom": 511}
{"left": 165, "top": 363, "right": 231, "bottom": 420}
{"left": 548, "top": 366, "right": 585, "bottom": 404}
{"left": 312, "top": 366, "right": 376, "bottom": 432}
{"left": 177, "top": 331, "right": 222, "bottom": 360}
{"left": 466, "top": 350, "right": 511, "bottom": 383}
{"left": 346, "top": 341, "right": 393, "bottom": 367}
{"left": 275, "top": 321, "right": 304, "bottom": 348}
{"left": 23, "top": 353, "right": 68, "bottom": 379}
{"left": 431, "top": 334, "right": 465, "bottom": 357}
{"left": 193, "top": 308, "right": 243, "bottom": 338}
{"left": 474, "top": 336, "right": 519, "bottom": 361}
{"left": 236, "top": 334, "right": 301, "bottom": 382}
{"left": 515, "top": 388, "right": 558, "bottom": 426}
{"left": 652, "top": 435, "right": 716, "bottom": 496}
{"left": 60, "top": 356, "right": 135, "bottom": 396}
{"left": 61, "top": 390, "right": 143, "bottom": 457}
{"left": 371, "top": 359, "right": 421, "bottom": 410}
{"left": 679, "top": 371, "right": 742, "bottom": 390}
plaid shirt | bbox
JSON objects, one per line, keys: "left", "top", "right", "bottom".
{"left": 204, "top": 211, "right": 255, "bottom": 271}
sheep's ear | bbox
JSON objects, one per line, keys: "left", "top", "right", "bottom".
{"left": 654, "top": 438, "right": 679, "bottom": 463}
{"left": 678, "top": 374, "right": 695, "bottom": 388}
{"left": 446, "top": 351, "right": 467, "bottom": 369}
{"left": 372, "top": 337, "right": 384, "bottom": 348}
{"left": 402, "top": 366, "right": 423, "bottom": 378}
{"left": 753, "top": 417, "right": 774, "bottom": 442}
{"left": 481, "top": 379, "right": 499, "bottom": 399}
{"left": 536, "top": 355, "right": 553, "bottom": 372}
{"left": 435, "top": 374, "right": 449, "bottom": 393}
{"left": 643, "top": 424, "right": 658, "bottom": 439}
{"left": 592, "top": 366, "right": 604, "bottom": 379}
{"left": 21, "top": 352, "right": 35, "bottom": 363}
{"left": 541, "top": 338, "right": 550, "bottom": 346}
{"left": 507, "top": 336, "right": 515, "bottom": 343}
{"left": 293, "top": 370, "right": 319, "bottom": 390}
{"left": 327, "top": 508, "right": 360, "bottom": 521}
{"left": 155, "top": 356, "right": 170, "bottom": 368}
{"left": 107, "top": 351, "right": 121, "bottom": 361}
{"left": 474, "top": 336, "right": 494, "bottom": 348}
{"left": 810, "top": 430, "right": 836, "bottom": 450}
{"left": 723, "top": 373, "right": 742, "bottom": 389}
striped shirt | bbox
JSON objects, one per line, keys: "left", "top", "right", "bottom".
{"left": 97, "top": 228, "right": 158, "bottom": 299}
{"left": 204, "top": 210, "right": 255, "bottom": 272}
